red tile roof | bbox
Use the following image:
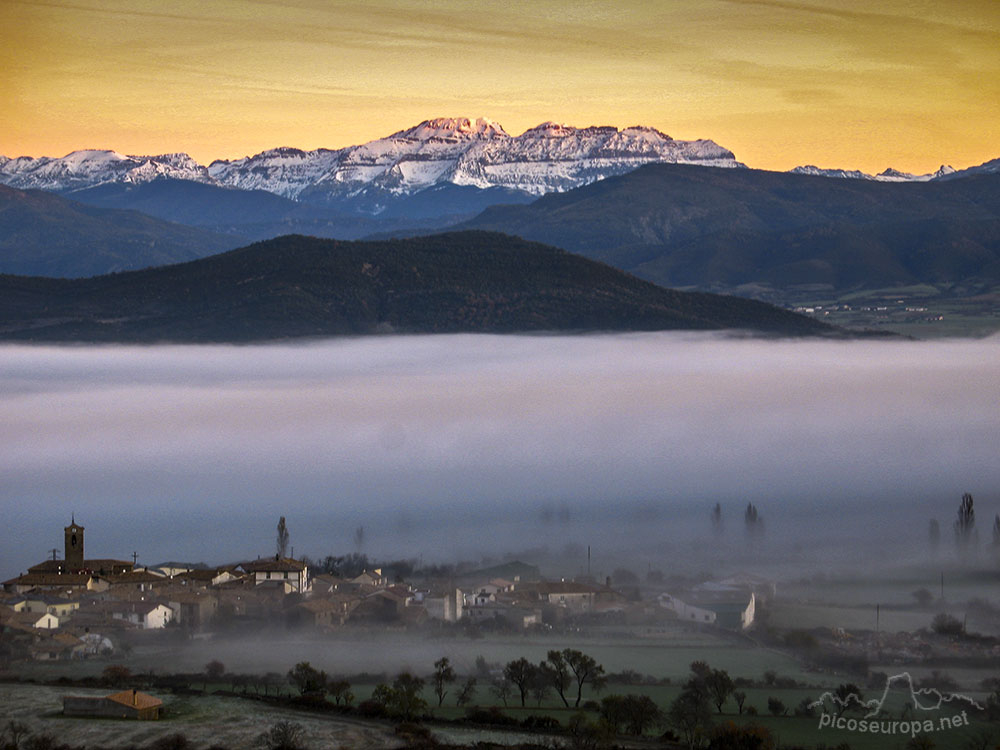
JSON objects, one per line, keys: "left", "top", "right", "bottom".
{"left": 106, "top": 690, "right": 163, "bottom": 710}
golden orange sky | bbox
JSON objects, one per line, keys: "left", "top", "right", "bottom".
{"left": 2, "top": 0, "right": 998, "bottom": 174}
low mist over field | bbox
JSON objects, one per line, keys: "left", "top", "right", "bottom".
{"left": 2, "top": 333, "right": 998, "bottom": 578}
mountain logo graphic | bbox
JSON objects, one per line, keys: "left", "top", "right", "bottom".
{"left": 809, "top": 672, "right": 983, "bottom": 719}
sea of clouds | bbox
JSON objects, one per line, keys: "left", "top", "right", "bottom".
{"left": 2, "top": 332, "right": 998, "bottom": 576}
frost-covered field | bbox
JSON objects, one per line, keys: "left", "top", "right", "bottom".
{"left": 0, "top": 684, "right": 401, "bottom": 749}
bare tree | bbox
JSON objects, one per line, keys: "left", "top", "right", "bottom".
{"left": 490, "top": 677, "right": 513, "bottom": 707}
{"left": 328, "top": 679, "right": 353, "bottom": 706}
{"left": 668, "top": 680, "right": 712, "bottom": 750}
{"left": 456, "top": 677, "right": 477, "bottom": 707}
{"left": 432, "top": 657, "right": 456, "bottom": 707}
{"left": 276, "top": 517, "right": 290, "bottom": 559}
{"left": 543, "top": 651, "right": 572, "bottom": 707}
{"left": 745, "top": 503, "right": 763, "bottom": 537}
{"left": 733, "top": 690, "right": 747, "bottom": 714}
{"left": 705, "top": 669, "right": 734, "bottom": 713}
{"left": 390, "top": 672, "right": 426, "bottom": 720}
{"left": 529, "top": 671, "right": 551, "bottom": 707}
{"left": 503, "top": 657, "right": 537, "bottom": 707}
{"left": 547, "top": 648, "right": 606, "bottom": 708}
{"left": 353, "top": 525, "right": 365, "bottom": 553}
{"left": 955, "top": 493, "right": 977, "bottom": 554}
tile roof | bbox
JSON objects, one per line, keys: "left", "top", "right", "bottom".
{"left": 242, "top": 557, "right": 306, "bottom": 573}
{"left": 104, "top": 571, "right": 162, "bottom": 584}
{"left": 106, "top": 690, "right": 163, "bottom": 710}
{"left": 3, "top": 573, "right": 93, "bottom": 587}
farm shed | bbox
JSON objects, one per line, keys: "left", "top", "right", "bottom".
{"left": 63, "top": 690, "right": 163, "bottom": 720}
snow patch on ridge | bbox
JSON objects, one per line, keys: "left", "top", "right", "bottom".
{"left": 789, "top": 163, "right": 957, "bottom": 182}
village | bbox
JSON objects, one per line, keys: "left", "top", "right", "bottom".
{"left": 1, "top": 518, "right": 765, "bottom": 664}
{"left": 5, "top": 517, "right": 1000, "bottom": 750}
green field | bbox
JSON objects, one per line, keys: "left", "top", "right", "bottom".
{"left": 11, "top": 627, "right": 814, "bottom": 687}
{"left": 784, "top": 285, "right": 1000, "bottom": 338}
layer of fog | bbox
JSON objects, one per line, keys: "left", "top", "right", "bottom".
{"left": 2, "top": 333, "right": 998, "bottom": 580}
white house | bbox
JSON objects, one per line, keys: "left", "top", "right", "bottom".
{"left": 27, "top": 612, "right": 62, "bottom": 629}
{"left": 741, "top": 592, "right": 756, "bottom": 629}
{"left": 657, "top": 593, "right": 717, "bottom": 625}
{"left": 112, "top": 602, "right": 174, "bottom": 629}
{"left": 242, "top": 557, "right": 309, "bottom": 593}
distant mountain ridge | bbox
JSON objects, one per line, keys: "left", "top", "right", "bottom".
{"left": 459, "top": 164, "right": 1000, "bottom": 294}
{"left": 789, "top": 164, "right": 958, "bottom": 182}
{"left": 2, "top": 119, "right": 997, "bottom": 285}
{"left": 0, "top": 184, "right": 239, "bottom": 277}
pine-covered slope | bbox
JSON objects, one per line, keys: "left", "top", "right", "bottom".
{"left": 460, "top": 164, "right": 1000, "bottom": 293}
{"left": 0, "top": 232, "right": 837, "bottom": 342}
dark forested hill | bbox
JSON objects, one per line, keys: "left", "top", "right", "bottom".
{"left": 0, "top": 231, "right": 836, "bottom": 342}
{"left": 0, "top": 185, "right": 239, "bottom": 278}
{"left": 459, "top": 165, "right": 1000, "bottom": 293}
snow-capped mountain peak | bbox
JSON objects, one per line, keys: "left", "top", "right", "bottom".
{"left": 61, "top": 149, "right": 131, "bottom": 168}
{"left": 876, "top": 167, "right": 921, "bottom": 182}
{"left": 392, "top": 117, "right": 509, "bottom": 141}
{"left": 935, "top": 157, "right": 999, "bottom": 181}
{"left": 620, "top": 125, "right": 673, "bottom": 140}
{"left": 523, "top": 121, "right": 574, "bottom": 137}
{"left": 789, "top": 165, "right": 874, "bottom": 180}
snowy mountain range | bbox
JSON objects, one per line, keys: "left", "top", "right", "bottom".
{"left": 0, "top": 150, "right": 213, "bottom": 192}
{"left": 2, "top": 117, "right": 996, "bottom": 231}
{"left": 789, "top": 164, "right": 957, "bottom": 182}
{"left": 0, "top": 117, "right": 740, "bottom": 204}
{"left": 208, "top": 118, "right": 743, "bottom": 202}
{"left": 3, "top": 118, "right": 995, "bottom": 207}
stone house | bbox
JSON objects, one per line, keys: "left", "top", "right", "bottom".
{"left": 63, "top": 690, "right": 163, "bottom": 720}
{"left": 241, "top": 557, "right": 309, "bottom": 593}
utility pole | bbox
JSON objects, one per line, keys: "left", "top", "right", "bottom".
{"left": 132, "top": 551, "right": 138, "bottom": 565}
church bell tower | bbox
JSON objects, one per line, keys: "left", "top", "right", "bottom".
{"left": 64, "top": 517, "right": 84, "bottom": 571}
